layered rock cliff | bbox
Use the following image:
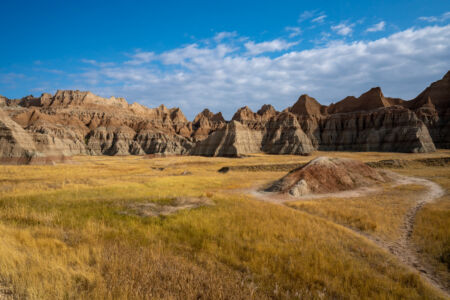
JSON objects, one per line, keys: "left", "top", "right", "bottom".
{"left": 1, "top": 90, "right": 194, "bottom": 162}
{"left": 0, "top": 71, "right": 448, "bottom": 163}
{"left": 0, "top": 110, "right": 66, "bottom": 164}
{"left": 191, "top": 109, "right": 226, "bottom": 141}
{"left": 318, "top": 106, "right": 435, "bottom": 153}
{"left": 190, "top": 120, "right": 263, "bottom": 157}
{"left": 406, "top": 71, "right": 450, "bottom": 148}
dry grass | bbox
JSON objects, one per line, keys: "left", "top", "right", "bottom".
{"left": 395, "top": 166, "right": 450, "bottom": 290}
{"left": 287, "top": 184, "right": 427, "bottom": 241}
{"left": 0, "top": 150, "right": 448, "bottom": 299}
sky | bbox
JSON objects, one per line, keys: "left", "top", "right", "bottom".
{"left": 1, "top": 0, "right": 449, "bottom": 119}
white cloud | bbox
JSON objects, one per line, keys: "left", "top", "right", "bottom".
{"left": 214, "top": 31, "right": 237, "bottom": 42}
{"left": 331, "top": 23, "right": 354, "bottom": 36}
{"left": 81, "top": 59, "right": 115, "bottom": 67}
{"left": 298, "top": 10, "right": 315, "bottom": 22}
{"left": 125, "top": 51, "right": 156, "bottom": 65}
{"left": 285, "top": 26, "right": 302, "bottom": 38}
{"left": 160, "top": 43, "right": 235, "bottom": 65}
{"left": 61, "top": 25, "right": 450, "bottom": 119}
{"left": 312, "top": 15, "right": 326, "bottom": 23}
{"left": 366, "top": 21, "right": 385, "bottom": 32}
{"left": 244, "top": 39, "right": 298, "bottom": 55}
{"left": 418, "top": 12, "right": 450, "bottom": 22}
{"left": 298, "top": 10, "right": 327, "bottom": 24}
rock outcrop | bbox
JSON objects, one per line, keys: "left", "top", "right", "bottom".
{"left": 286, "top": 82, "right": 441, "bottom": 153}
{"left": 190, "top": 121, "right": 263, "bottom": 157}
{"left": 192, "top": 106, "right": 313, "bottom": 157}
{"left": 266, "top": 157, "right": 390, "bottom": 196}
{"left": 0, "top": 110, "right": 65, "bottom": 164}
{"left": 262, "top": 112, "right": 314, "bottom": 155}
{"left": 290, "top": 94, "right": 327, "bottom": 117}
{"left": 1, "top": 90, "right": 194, "bottom": 162}
{"left": 406, "top": 71, "right": 450, "bottom": 148}
{"left": 318, "top": 106, "right": 436, "bottom": 153}
{"left": 191, "top": 109, "right": 226, "bottom": 141}
{"left": 0, "top": 71, "right": 448, "bottom": 163}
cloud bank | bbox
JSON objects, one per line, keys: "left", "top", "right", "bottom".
{"left": 62, "top": 24, "right": 450, "bottom": 119}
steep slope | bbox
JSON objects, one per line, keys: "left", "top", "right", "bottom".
{"left": 289, "top": 94, "right": 327, "bottom": 117}
{"left": 191, "top": 109, "right": 226, "bottom": 141}
{"left": 262, "top": 112, "right": 314, "bottom": 155}
{"left": 319, "top": 106, "right": 436, "bottom": 153}
{"left": 405, "top": 71, "right": 450, "bottom": 148}
{"left": 0, "top": 71, "right": 448, "bottom": 162}
{"left": 2, "top": 90, "right": 194, "bottom": 157}
{"left": 190, "top": 121, "right": 263, "bottom": 157}
{"left": 328, "top": 87, "right": 391, "bottom": 114}
{"left": 192, "top": 106, "right": 313, "bottom": 157}
{"left": 0, "top": 110, "right": 66, "bottom": 164}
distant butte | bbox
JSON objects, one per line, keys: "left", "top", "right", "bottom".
{"left": 0, "top": 71, "right": 449, "bottom": 163}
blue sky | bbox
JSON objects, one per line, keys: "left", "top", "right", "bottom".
{"left": 1, "top": 0, "right": 449, "bottom": 119}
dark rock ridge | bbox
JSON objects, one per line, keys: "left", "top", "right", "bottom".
{"left": 0, "top": 71, "right": 449, "bottom": 163}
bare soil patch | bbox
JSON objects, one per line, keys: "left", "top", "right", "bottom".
{"left": 120, "top": 197, "right": 214, "bottom": 217}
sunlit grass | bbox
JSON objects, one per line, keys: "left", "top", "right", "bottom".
{"left": 0, "top": 151, "right": 448, "bottom": 299}
{"left": 287, "top": 184, "right": 426, "bottom": 241}
{"left": 398, "top": 167, "right": 450, "bottom": 290}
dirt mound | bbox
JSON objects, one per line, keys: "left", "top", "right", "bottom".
{"left": 266, "top": 157, "right": 390, "bottom": 196}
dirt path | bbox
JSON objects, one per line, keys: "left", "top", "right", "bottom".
{"left": 249, "top": 175, "right": 449, "bottom": 298}
{"left": 367, "top": 176, "right": 448, "bottom": 297}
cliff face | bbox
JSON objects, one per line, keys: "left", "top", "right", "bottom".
{"left": 190, "top": 121, "right": 261, "bottom": 157}
{"left": 0, "top": 110, "right": 66, "bottom": 164}
{"left": 262, "top": 112, "right": 314, "bottom": 155}
{"left": 0, "top": 71, "right": 448, "bottom": 163}
{"left": 1, "top": 90, "right": 194, "bottom": 162}
{"left": 318, "top": 106, "right": 436, "bottom": 153}
{"left": 406, "top": 71, "right": 450, "bottom": 148}
{"left": 191, "top": 109, "right": 226, "bottom": 141}
{"left": 191, "top": 105, "right": 313, "bottom": 157}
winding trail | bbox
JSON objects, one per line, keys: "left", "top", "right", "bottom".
{"left": 250, "top": 174, "right": 449, "bottom": 298}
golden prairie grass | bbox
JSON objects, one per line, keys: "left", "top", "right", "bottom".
{"left": 287, "top": 184, "right": 427, "bottom": 241}
{"left": 0, "top": 151, "right": 448, "bottom": 299}
{"left": 396, "top": 166, "right": 450, "bottom": 290}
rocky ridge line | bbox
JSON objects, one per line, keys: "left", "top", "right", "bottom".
{"left": 0, "top": 71, "right": 449, "bottom": 163}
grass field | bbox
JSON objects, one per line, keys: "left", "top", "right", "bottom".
{"left": 0, "top": 151, "right": 449, "bottom": 299}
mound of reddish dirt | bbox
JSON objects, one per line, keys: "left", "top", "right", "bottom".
{"left": 266, "top": 157, "right": 390, "bottom": 196}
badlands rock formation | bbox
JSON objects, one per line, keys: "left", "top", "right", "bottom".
{"left": 191, "top": 108, "right": 314, "bottom": 157}
{"left": 191, "top": 109, "right": 226, "bottom": 141}
{"left": 0, "top": 110, "right": 65, "bottom": 164}
{"left": 266, "top": 157, "right": 390, "bottom": 196}
{"left": 406, "top": 71, "right": 450, "bottom": 148}
{"left": 0, "top": 90, "right": 195, "bottom": 163}
{"left": 0, "top": 71, "right": 448, "bottom": 163}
